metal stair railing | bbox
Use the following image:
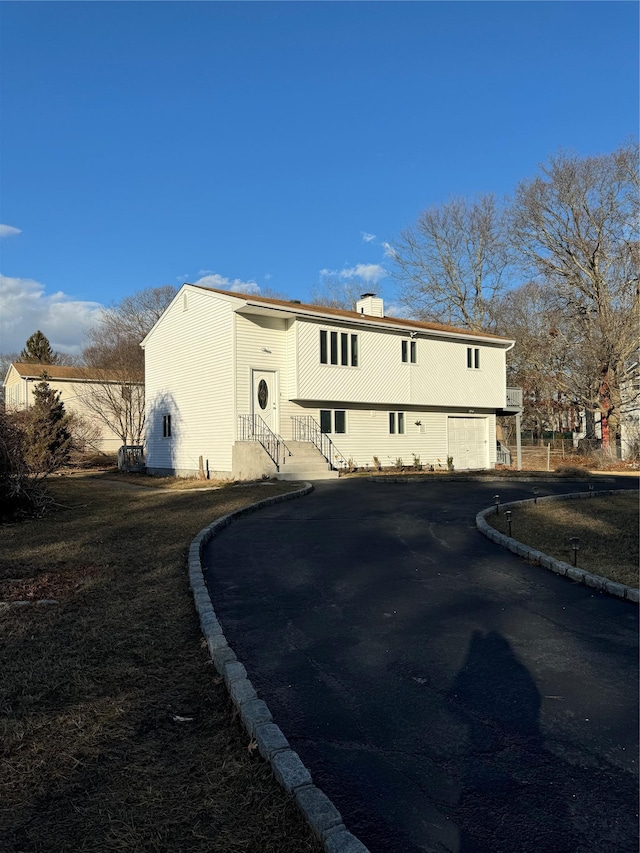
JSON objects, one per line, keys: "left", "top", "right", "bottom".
{"left": 237, "top": 415, "right": 292, "bottom": 471}
{"left": 290, "top": 415, "right": 348, "bottom": 472}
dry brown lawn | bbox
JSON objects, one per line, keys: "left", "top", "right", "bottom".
{"left": 487, "top": 492, "right": 639, "bottom": 588}
{"left": 0, "top": 472, "right": 323, "bottom": 853}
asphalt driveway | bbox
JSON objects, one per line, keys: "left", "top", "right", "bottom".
{"left": 202, "top": 477, "right": 638, "bottom": 853}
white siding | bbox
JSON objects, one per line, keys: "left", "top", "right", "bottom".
{"left": 295, "top": 319, "right": 506, "bottom": 409}
{"left": 144, "top": 288, "right": 235, "bottom": 475}
{"left": 142, "top": 287, "right": 507, "bottom": 476}
{"left": 234, "top": 313, "right": 289, "bottom": 432}
{"left": 284, "top": 402, "right": 496, "bottom": 471}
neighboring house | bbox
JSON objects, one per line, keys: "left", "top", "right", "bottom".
{"left": 141, "top": 285, "right": 522, "bottom": 480}
{"left": 619, "top": 350, "right": 640, "bottom": 460}
{"left": 3, "top": 362, "right": 140, "bottom": 454}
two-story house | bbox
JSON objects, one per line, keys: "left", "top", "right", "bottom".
{"left": 142, "top": 285, "right": 522, "bottom": 480}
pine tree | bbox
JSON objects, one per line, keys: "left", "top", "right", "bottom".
{"left": 20, "top": 330, "right": 58, "bottom": 364}
{"left": 23, "top": 379, "right": 72, "bottom": 474}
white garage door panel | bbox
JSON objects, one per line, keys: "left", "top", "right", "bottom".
{"left": 447, "top": 417, "right": 488, "bottom": 470}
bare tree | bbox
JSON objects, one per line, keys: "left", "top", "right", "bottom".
{"left": 309, "top": 276, "right": 372, "bottom": 311}
{"left": 510, "top": 142, "right": 640, "bottom": 450}
{"left": 92, "top": 285, "right": 178, "bottom": 344}
{"left": 495, "top": 281, "right": 577, "bottom": 437}
{"left": 81, "top": 286, "right": 177, "bottom": 447}
{"left": 389, "top": 194, "right": 513, "bottom": 330}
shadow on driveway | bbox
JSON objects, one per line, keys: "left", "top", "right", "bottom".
{"left": 203, "top": 478, "right": 639, "bottom": 853}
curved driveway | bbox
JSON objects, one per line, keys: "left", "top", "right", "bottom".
{"left": 202, "top": 478, "right": 638, "bottom": 853}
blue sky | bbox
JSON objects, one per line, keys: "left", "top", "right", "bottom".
{"left": 1, "top": 1, "right": 637, "bottom": 356}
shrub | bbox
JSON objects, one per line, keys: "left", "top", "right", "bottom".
{"left": 0, "top": 410, "right": 51, "bottom": 521}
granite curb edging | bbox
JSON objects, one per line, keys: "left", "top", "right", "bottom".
{"left": 188, "top": 482, "right": 370, "bottom": 853}
{"left": 475, "top": 489, "right": 639, "bottom": 604}
{"left": 368, "top": 475, "right": 619, "bottom": 484}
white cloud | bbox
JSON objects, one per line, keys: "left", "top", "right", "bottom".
{"left": 382, "top": 242, "right": 398, "bottom": 259}
{"left": 0, "top": 274, "right": 103, "bottom": 355}
{"left": 193, "top": 273, "right": 261, "bottom": 295}
{"left": 361, "top": 232, "right": 376, "bottom": 243}
{"left": 339, "top": 263, "right": 387, "bottom": 284}
{"left": 0, "top": 224, "right": 22, "bottom": 238}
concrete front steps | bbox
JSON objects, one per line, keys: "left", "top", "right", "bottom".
{"left": 276, "top": 440, "right": 340, "bottom": 481}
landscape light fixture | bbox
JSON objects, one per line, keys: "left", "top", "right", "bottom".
{"left": 588, "top": 483, "right": 594, "bottom": 497}
{"left": 494, "top": 494, "right": 500, "bottom": 515}
{"left": 569, "top": 536, "right": 581, "bottom": 567}
{"left": 532, "top": 487, "right": 540, "bottom": 504}
{"left": 505, "top": 509, "right": 512, "bottom": 537}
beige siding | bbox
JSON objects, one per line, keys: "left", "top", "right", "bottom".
{"left": 3, "top": 367, "right": 123, "bottom": 452}
{"left": 144, "top": 287, "right": 235, "bottom": 474}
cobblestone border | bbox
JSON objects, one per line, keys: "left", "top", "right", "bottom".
{"left": 476, "top": 489, "right": 639, "bottom": 604}
{"left": 188, "top": 482, "right": 370, "bottom": 853}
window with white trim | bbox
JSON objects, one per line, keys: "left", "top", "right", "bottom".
{"left": 389, "top": 412, "right": 405, "bottom": 434}
{"left": 320, "top": 330, "right": 358, "bottom": 367}
{"left": 162, "top": 414, "right": 172, "bottom": 437}
{"left": 402, "top": 340, "right": 417, "bottom": 363}
{"left": 467, "top": 347, "right": 480, "bottom": 369}
{"left": 320, "top": 409, "right": 346, "bottom": 434}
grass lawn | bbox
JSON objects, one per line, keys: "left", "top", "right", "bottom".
{"left": 0, "top": 472, "right": 323, "bottom": 853}
{"left": 487, "top": 492, "right": 639, "bottom": 588}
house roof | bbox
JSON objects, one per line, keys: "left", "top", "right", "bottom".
{"left": 6, "top": 362, "right": 141, "bottom": 383}
{"left": 188, "top": 284, "right": 514, "bottom": 345}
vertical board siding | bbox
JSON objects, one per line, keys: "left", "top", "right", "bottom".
{"left": 296, "top": 319, "right": 506, "bottom": 408}
{"left": 145, "top": 289, "right": 234, "bottom": 473}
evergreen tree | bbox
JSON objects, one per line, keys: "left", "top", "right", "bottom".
{"left": 20, "top": 330, "right": 58, "bottom": 364}
{"left": 23, "top": 379, "right": 72, "bottom": 474}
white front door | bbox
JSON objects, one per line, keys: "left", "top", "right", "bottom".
{"left": 252, "top": 369, "right": 278, "bottom": 433}
{"left": 447, "top": 417, "right": 488, "bottom": 470}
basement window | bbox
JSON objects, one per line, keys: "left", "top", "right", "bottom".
{"left": 320, "top": 409, "right": 346, "bottom": 434}
{"left": 389, "top": 412, "right": 405, "bottom": 434}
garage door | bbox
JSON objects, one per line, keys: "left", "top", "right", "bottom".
{"left": 447, "top": 417, "right": 488, "bottom": 470}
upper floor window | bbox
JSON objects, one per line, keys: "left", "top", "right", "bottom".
{"left": 467, "top": 347, "right": 480, "bottom": 369}
{"left": 162, "top": 414, "right": 172, "bottom": 438}
{"left": 320, "top": 329, "right": 358, "bottom": 367}
{"left": 402, "top": 340, "right": 417, "bottom": 363}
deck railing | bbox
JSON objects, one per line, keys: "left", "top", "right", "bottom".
{"left": 506, "top": 388, "right": 523, "bottom": 409}
{"left": 237, "top": 415, "right": 291, "bottom": 471}
{"left": 290, "top": 415, "right": 348, "bottom": 471}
